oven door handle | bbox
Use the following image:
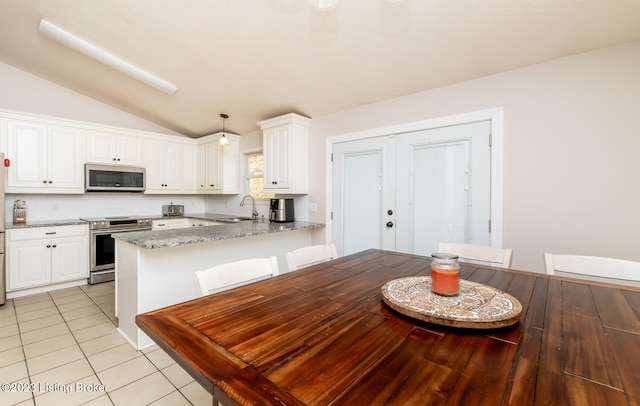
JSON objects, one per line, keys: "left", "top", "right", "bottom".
{"left": 91, "top": 227, "right": 151, "bottom": 235}
{"left": 110, "top": 228, "right": 152, "bottom": 233}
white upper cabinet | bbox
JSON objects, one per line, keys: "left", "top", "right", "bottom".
{"left": 259, "top": 113, "right": 310, "bottom": 194}
{"left": 1, "top": 110, "right": 246, "bottom": 196}
{"left": 86, "top": 130, "right": 144, "bottom": 166}
{"left": 5, "top": 119, "right": 84, "bottom": 193}
{"left": 145, "top": 138, "right": 182, "bottom": 193}
{"left": 197, "top": 133, "right": 239, "bottom": 194}
{"left": 181, "top": 144, "right": 199, "bottom": 193}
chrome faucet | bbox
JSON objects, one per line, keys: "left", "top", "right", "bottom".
{"left": 240, "top": 195, "right": 258, "bottom": 220}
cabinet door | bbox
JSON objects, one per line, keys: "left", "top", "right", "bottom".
{"left": 117, "top": 135, "right": 145, "bottom": 166}
{"left": 51, "top": 236, "right": 89, "bottom": 282}
{"left": 86, "top": 131, "right": 144, "bottom": 166}
{"left": 146, "top": 140, "right": 182, "bottom": 192}
{"left": 170, "top": 218, "right": 190, "bottom": 229}
{"left": 203, "top": 142, "right": 222, "bottom": 191}
{"left": 263, "top": 126, "right": 291, "bottom": 189}
{"left": 182, "top": 144, "right": 199, "bottom": 192}
{"left": 6, "top": 120, "right": 48, "bottom": 188}
{"left": 152, "top": 220, "right": 170, "bottom": 230}
{"left": 162, "top": 142, "right": 181, "bottom": 190}
{"left": 48, "top": 126, "right": 84, "bottom": 189}
{"left": 86, "top": 131, "right": 118, "bottom": 164}
{"left": 7, "top": 239, "right": 51, "bottom": 290}
{"left": 152, "top": 219, "right": 189, "bottom": 230}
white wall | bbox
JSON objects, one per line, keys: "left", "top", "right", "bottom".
{"left": 308, "top": 40, "right": 640, "bottom": 273}
{"left": 0, "top": 61, "right": 182, "bottom": 136}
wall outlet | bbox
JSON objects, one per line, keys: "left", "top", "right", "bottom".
{"left": 309, "top": 203, "right": 318, "bottom": 213}
{"left": 51, "top": 203, "right": 58, "bottom": 211}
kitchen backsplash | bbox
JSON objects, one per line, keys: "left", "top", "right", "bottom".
{"left": 3, "top": 194, "right": 310, "bottom": 223}
{"left": 3, "top": 194, "right": 206, "bottom": 222}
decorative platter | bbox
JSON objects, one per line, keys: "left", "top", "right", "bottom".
{"left": 381, "top": 276, "right": 522, "bottom": 329}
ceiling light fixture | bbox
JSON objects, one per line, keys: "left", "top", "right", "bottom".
{"left": 38, "top": 19, "right": 177, "bottom": 95}
{"left": 219, "top": 114, "right": 230, "bottom": 146}
{"left": 310, "top": 0, "right": 338, "bottom": 11}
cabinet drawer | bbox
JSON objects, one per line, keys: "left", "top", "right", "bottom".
{"left": 8, "top": 225, "right": 88, "bottom": 242}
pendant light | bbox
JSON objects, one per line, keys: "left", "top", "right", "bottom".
{"left": 219, "top": 113, "right": 229, "bottom": 146}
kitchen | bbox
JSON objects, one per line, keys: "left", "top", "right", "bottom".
{"left": 1, "top": 1, "right": 640, "bottom": 405}
{"left": 0, "top": 109, "right": 322, "bottom": 298}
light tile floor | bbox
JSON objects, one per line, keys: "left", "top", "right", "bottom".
{"left": 0, "top": 282, "right": 214, "bottom": 406}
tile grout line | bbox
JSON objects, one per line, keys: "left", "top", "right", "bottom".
{"left": 51, "top": 286, "right": 116, "bottom": 405}
{"left": 9, "top": 285, "right": 204, "bottom": 406}
{"left": 78, "top": 284, "right": 195, "bottom": 405}
{"left": 10, "top": 295, "right": 37, "bottom": 406}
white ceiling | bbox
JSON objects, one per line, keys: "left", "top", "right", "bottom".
{"left": 1, "top": 1, "right": 639, "bottom": 137}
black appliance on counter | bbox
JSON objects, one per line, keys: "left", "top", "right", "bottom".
{"left": 269, "top": 198, "right": 294, "bottom": 222}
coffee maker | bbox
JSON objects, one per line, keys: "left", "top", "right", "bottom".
{"left": 269, "top": 198, "right": 295, "bottom": 222}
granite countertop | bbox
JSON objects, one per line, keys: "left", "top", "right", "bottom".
{"left": 112, "top": 219, "right": 324, "bottom": 249}
{"left": 5, "top": 219, "right": 88, "bottom": 229}
{"left": 3, "top": 213, "right": 239, "bottom": 229}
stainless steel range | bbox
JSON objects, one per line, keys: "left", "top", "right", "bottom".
{"left": 81, "top": 216, "right": 152, "bottom": 284}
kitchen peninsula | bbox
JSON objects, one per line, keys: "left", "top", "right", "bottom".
{"left": 113, "top": 215, "right": 324, "bottom": 349}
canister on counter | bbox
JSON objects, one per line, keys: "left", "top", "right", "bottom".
{"left": 430, "top": 253, "right": 460, "bottom": 296}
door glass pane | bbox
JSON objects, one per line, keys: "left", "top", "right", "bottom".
{"left": 411, "top": 141, "right": 468, "bottom": 256}
{"left": 343, "top": 152, "right": 381, "bottom": 255}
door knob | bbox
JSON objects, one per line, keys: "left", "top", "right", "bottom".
{"left": 386, "top": 221, "right": 394, "bottom": 228}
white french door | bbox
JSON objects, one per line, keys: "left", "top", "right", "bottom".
{"left": 332, "top": 120, "right": 491, "bottom": 257}
{"left": 395, "top": 121, "right": 491, "bottom": 255}
{"left": 332, "top": 136, "right": 396, "bottom": 255}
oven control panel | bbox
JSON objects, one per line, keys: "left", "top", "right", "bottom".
{"left": 82, "top": 217, "right": 153, "bottom": 230}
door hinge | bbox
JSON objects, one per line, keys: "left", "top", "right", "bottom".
{"left": 331, "top": 153, "right": 334, "bottom": 162}
{"left": 488, "top": 219, "right": 492, "bottom": 233}
{"left": 331, "top": 211, "right": 334, "bottom": 220}
{"left": 489, "top": 133, "right": 493, "bottom": 147}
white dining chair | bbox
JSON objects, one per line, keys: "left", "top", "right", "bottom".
{"left": 544, "top": 253, "right": 640, "bottom": 282}
{"left": 285, "top": 244, "right": 338, "bottom": 272}
{"left": 437, "top": 242, "right": 513, "bottom": 268}
{"left": 193, "top": 256, "right": 279, "bottom": 297}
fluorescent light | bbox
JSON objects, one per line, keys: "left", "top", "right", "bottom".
{"left": 39, "top": 19, "right": 177, "bottom": 95}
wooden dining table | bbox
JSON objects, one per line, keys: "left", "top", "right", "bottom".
{"left": 136, "top": 249, "right": 640, "bottom": 405}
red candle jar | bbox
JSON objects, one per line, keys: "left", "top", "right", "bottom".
{"left": 431, "top": 253, "right": 460, "bottom": 296}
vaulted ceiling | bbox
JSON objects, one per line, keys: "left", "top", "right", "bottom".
{"left": 1, "top": 1, "right": 639, "bottom": 137}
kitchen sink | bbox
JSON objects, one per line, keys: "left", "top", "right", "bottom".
{"left": 214, "top": 216, "right": 255, "bottom": 223}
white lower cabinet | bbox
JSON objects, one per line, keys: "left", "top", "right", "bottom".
{"left": 189, "top": 219, "right": 223, "bottom": 227}
{"left": 153, "top": 218, "right": 224, "bottom": 230}
{"left": 6, "top": 225, "right": 89, "bottom": 292}
{"left": 152, "top": 218, "right": 191, "bottom": 230}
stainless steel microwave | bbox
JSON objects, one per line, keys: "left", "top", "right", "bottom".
{"left": 85, "top": 164, "right": 145, "bottom": 192}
